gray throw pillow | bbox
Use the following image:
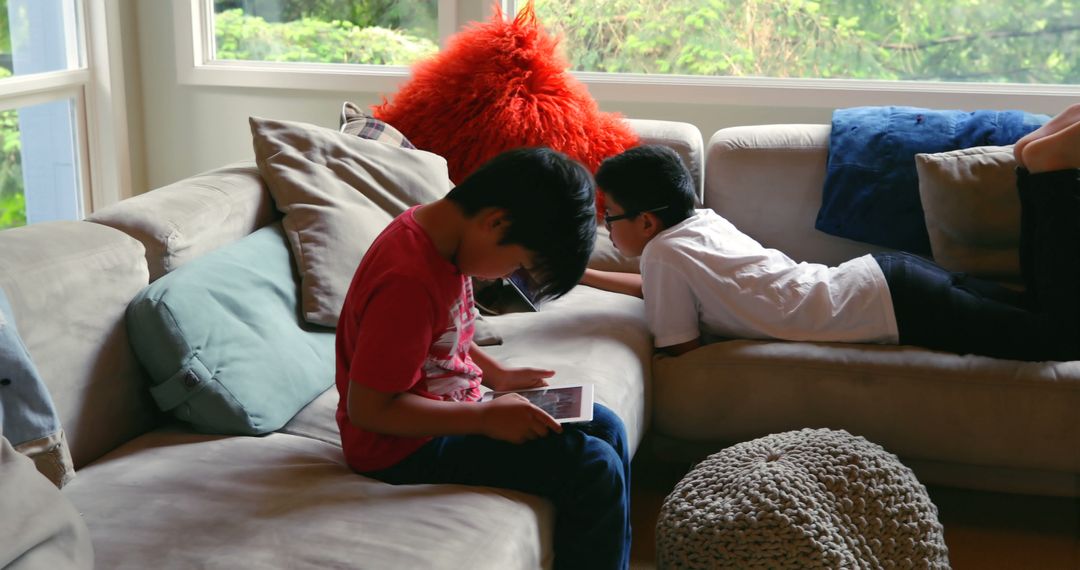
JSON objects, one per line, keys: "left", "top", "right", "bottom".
{"left": 916, "top": 146, "right": 1021, "bottom": 280}
{"left": 250, "top": 116, "right": 452, "bottom": 327}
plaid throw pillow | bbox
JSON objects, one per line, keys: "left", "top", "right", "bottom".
{"left": 339, "top": 101, "right": 416, "bottom": 149}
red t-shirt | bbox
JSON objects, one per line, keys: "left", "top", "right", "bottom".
{"left": 335, "top": 207, "right": 482, "bottom": 472}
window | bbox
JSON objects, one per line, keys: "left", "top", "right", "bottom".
{"left": 0, "top": 99, "right": 83, "bottom": 230}
{"left": 180, "top": 0, "right": 1080, "bottom": 109}
{"left": 0, "top": 0, "right": 87, "bottom": 231}
{"left": 178, "top": 0, "right": 475, "bottom": 91}
{"left": 531, "top": 0, "right": 1080, "bottom": 85}
{"left": 0, "top": 0, "right": 127, "bottom": 232}
{"left": 211, "top": 1, "right": 439, "bottom": 67}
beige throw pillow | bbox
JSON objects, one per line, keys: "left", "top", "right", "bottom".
{"left": 250, "top": 116, "right": 451, "bottom": 327}
{"left": 915, "top": 146, "right": 1021, "bottom": 280}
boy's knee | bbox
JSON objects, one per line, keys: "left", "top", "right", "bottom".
{"left": 579, "top": 439, "right": 626, "bottom": 489}
{"left": 592, "top": 405, "right": 627, "bottom": 436}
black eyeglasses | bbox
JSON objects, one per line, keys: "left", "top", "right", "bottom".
{"left": 604, "top": 205, "right": 669, "bottom": 229}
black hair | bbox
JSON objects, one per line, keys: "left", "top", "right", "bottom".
{"left": 446, "top": 147, "right": 596, "bottom": 300}
{"left": 595, "top": 144, "right": 695, "bottom": 229}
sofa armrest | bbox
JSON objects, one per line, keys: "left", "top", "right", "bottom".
{"left": 88, "top": 162, "right": 278, "bottom": 282}
{"left": 0, "top": 221, "right": 154, "bottom": 467}
{"left": 705, "top": 124, "right": 887, "bottom": 266}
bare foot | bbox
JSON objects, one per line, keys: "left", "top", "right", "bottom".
{"left": 1021, "top": 119, "right": 1080, "bottom": 173}
{"left": 1014, "top": 103, "right": 1080, "bottom": 168}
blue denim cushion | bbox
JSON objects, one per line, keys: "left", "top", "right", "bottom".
{"left": 126, "top": 223, "right": 334, "bottom": 435}
{"left": 817, "top": 106, "right": 1048, "bottom": 254}
{"left": 0, "top": 288, "right": 62, "bottom": 447}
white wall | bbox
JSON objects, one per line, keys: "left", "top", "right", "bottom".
{"left": 129, "top": 1, "right": 1073, "bottom": 193}
{"left": 115, "top": 0, "right": 146, "bottom": 199}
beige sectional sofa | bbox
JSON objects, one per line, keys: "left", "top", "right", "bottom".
{"left": 2, "top": 117, "right": 1076, "bottom": 569}
{"left": 0, "top": 119, "right": 696, "bottom": 569}
{"left": 652, "top": 124, "right": 1079, "bottom": 497}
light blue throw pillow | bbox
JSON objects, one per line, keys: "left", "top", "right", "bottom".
{"left": 127, "top": 223, "right": 334, "bottom": 435}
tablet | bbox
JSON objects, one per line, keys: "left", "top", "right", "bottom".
{"left": 505, "top": 268, "right": 539, "bottom": 311}
{"left": 473, "top": 268, "right": 539, "bottom": 315}
{"left": 480, "top": 384, "right": 594, "bottom": 424}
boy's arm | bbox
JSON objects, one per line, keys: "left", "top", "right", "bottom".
{"left": 580, "top": 268, "right": 643, "bottom": 298}
{"left": 348, "top": 382, "right": 561, "bottom": 443}
{"left": 348, "top": 384, "right": 482, "bottom": 436}
{"left": 471, "top": 342, "right": 553, "bottom": 392}
{"left": 345, "top": 278, "right": 560, "bottom": 443}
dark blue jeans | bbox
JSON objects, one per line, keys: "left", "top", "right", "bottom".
{"left": 874, "top": 168, "right": 1080, "bottom": 361}
{"left": 364, "top": 403, "right": 631, "bottom": 570}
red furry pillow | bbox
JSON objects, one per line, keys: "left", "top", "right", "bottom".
{"left": 372, "top": 3, "right": 638, "bottom": 197}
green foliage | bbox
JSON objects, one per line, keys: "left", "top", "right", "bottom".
{"left": 214, "top": 6, "right": 437, "bottom": 65}
{"left": 0, "top": 65, "right": 24, "bottom": 230}
{"left": 0, "top": 0, "right": 10, "bottom": 54}
{"left": 211, "top": 0, "right": 1078, "bottom": 83}
{"left": 0, "top": 190, "right": 24, "bottom": 229}
{"left": 532, "top": 0, "right": 1080, "bottom": 84}
{"left": 215, "top": 0, "right": 438, "bottom": 41}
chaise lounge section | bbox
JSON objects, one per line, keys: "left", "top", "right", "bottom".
{"left": 652, "top": 123, "right": 1079, "bottom": 497}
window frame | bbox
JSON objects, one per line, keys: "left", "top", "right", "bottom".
{"left": 177, "top": 0, "right": 1080, "bottom": 110}
{"left": 0, "top": 79, "right": 91, "bottom": 223}
{"left": 0, "top": 0, "right": 133, "bottom": 223}
{"left": 176, "top": 0, "right": 467, "bottom": 93}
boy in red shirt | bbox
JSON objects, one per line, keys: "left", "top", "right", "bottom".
{"left": 336, "top": 147, "right": 630, "bottom": 570}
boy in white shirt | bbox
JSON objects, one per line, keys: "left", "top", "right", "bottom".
{"left": 584, "top": 104, "right": 1080, "bottom": 362}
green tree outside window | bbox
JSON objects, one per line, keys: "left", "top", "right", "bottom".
{"left": 0, "top": 0, "right": 25, "bottom": 231}
{"left": 532, "top": 0, "right": 1079, "bottom": 84}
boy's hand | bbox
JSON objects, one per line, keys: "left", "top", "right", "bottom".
{"left": 480, "top": 394, "right": 562, "bottom": 443}
{"left": 483, "top": 366, "right": 554, "bottom": 392}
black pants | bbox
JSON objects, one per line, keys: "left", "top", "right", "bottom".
{"left": 874, "top": 168, "right": 1080, "bottom": 361}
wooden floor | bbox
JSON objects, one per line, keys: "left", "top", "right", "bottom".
{"left": 628, "top": 451, "right": 1080, "bottom": 569}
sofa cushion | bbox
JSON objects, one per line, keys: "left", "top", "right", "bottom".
{"left": 0, "top": 289, "right": 75, "bottom": 488}
{"left": 65, "top": 431, "right": 553, "bottom": 570}
{"left": 626, "top": 118, "right": 706, "bottom": 204}
{"left": 127, "top": 223, "right": 334, "bottom": 435}
{"left": 250, "top": 116, "right": 451, "bottom": 327}
{"left": 651, "top": 339, "right": 1080, "bottom": 481}
{"left": 370, "top": 3, "right": 639, "bottom": 200}
{"left": 705, "top": 125, "right": 886, "bottom": 267}
{"left": 588, "top": 225, "right": 640, "bottom": 273}
{"left": 0, "top": 221, "right": 153, "bottom": 468}
{"left": 461, "top": 285, "right": 652, "bottom": 454}
{"left": 916, "top": 146, "right": 1021, "bottom": 280}
{"left": 88, "top": 162, "right": 277, "bottom": 282}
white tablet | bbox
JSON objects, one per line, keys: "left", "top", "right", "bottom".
{"left": 481, "top": 384, "right": 594, "bottom": 424}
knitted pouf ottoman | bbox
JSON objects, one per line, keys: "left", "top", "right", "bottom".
{"left": 656, "top": 428, "right": 950, "bottom": 569}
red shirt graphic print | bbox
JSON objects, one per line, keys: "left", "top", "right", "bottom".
{"left": 415, "top": 278, "right": 482, "bottom": 402}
